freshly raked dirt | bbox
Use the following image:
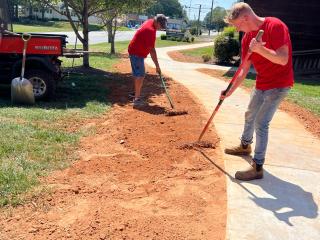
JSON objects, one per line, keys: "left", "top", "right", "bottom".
{"left": 0, "top": 59, "right": 226, "bottom": 240}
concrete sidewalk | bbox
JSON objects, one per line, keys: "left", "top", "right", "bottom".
{"left": 146, "top": 43, "right": 320, "bottom": 240}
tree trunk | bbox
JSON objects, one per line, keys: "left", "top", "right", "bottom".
{"left": 82, "top": 0, "right": 89, "bottom": 67}
{"left": 107, "top": 20, "right": 112, "bottom": 43}
{"left": 110, "top": 35, "right": 115, "bottom": 54}
{"left": 83, "top": 31, "right": 89, "bottom": 67}
{"left": 110, "top": 19, "right": 117, "bottom": 54}
{"left": 14, "top": 4, "right": 18, "bottom": 19}
{"left": 41, "top": 8, "right": 45, "bottom": 20}
{"left": 29, "top": 4, "right": 33, "bottom": 19}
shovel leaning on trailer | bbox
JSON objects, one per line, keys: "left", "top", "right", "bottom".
{"left": 11, "top": 33, "right": 35, "bottom": 105}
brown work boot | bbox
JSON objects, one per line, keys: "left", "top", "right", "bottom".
{"left": 235, "top": 161, "right": 263, "bottom": 181}
{"left": 225, "top": 143, "right": 252, "bottom": 156}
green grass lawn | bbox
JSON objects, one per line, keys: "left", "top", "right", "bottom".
{"left": 180, "top": 46, "right": 213, "bottom": 58}
{"left": 288, "top": 76, "right": 320, "bottom": 114}
{"left": 13, "top": 21, "right": 131, "bottom": 33}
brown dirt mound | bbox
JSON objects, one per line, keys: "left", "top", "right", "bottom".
{"left": 167, "top": 50, "right": 204, "bottom": 63}
{"left": 0, "top": 60, "right": 226, "bottom": 240}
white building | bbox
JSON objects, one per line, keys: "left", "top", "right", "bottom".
{"left": 22, "top": 3, "right": 102, "bottom": 24}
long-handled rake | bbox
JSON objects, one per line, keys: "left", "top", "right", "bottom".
{"left": 181, "top": 30, "right": 264, "bottom": 149}
{"left": 159, "top": 73, "right": 188, "bottom": 116}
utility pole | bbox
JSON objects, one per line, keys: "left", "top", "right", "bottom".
{"left": 189, "top": 0, "right": 192, "bottom": 20}
{"left": 209, "top": 0, "right": 214, "bottom": 36}
{"left": 196, "top": 4, "right": 201, "bottom": 36}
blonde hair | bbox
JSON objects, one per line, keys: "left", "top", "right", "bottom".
{"left": 225, "top": 2, "right": 254, "bottom": 23}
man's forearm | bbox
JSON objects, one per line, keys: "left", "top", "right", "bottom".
{"left": 256, "top": 45, "right": 289, "bottom": 66}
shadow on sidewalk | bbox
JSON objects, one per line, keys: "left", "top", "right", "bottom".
{"left": 246, "top": 171, "right": 318, "bottom": 226}
{"left": 198, "top": 150, "right": 318, "bottom": 226}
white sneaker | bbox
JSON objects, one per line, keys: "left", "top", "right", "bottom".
{"left": 133, "top": 98, "right": 147, "bottom": 107}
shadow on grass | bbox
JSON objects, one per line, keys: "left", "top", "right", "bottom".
{"left": 0, "top": 66, "right": 168, "bottom": 112}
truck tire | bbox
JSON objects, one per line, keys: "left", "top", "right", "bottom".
{"left": 25, "top": 70, "right": 56, "bottom": 100}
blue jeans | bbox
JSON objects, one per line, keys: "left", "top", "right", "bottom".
{"left": 129, "top": 55, "right": 145, "bottom": 77}
{"left": 241, "top": 87, "right": 290, "bottom": 165}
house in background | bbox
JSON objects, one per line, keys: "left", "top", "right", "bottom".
{"left": 21, "top": 3, "right": 101, "bottom": 24}
{"left": 245, "top": 0, "right": 320, "bottom": 74}
{"left": 125, "top": 14, "right": 148, "bottom": 28}
{"left": 166, "top": 18, "right": 187, "bottom": 31}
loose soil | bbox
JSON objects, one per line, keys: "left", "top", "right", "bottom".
{"left": 0, "top": 60, "right": 226, "bottom": 240}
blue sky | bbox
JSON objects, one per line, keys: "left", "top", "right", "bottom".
{"left": 179, "top": 0, "right": 237, "bottom": 20}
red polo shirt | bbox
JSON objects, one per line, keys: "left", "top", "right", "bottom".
{"left": 242, "top": 17, "right": 294, "bottom": 90}
{"left": 128, "top": 19, "right": 157, "bottom": 58}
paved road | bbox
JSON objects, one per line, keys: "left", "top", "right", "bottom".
{"left": 34, "top": 30, "right": 165, "bottom": 45}
{"left": 146, "top": 43, "right": 320, "bottom": 240}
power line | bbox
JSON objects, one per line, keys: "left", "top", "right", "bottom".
{"left": 184, "top": 5, "right": 212, "bottom": 10}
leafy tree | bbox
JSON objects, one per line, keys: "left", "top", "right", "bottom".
{"left": 204, "top": 6, "right": 227, "bottom": 32}
{"left": 146, "top": 0, "right": 185, "bottom": 18}
{"left": 99, "top": 0, "right": 154, "bottom": 54}
{"left": 41, "top": 0, "right": 108, "bottom": 67}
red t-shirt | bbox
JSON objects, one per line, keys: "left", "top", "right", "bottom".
{"left": 242, "top": 17, "right": 294, "bottom": 90}
{"left": 128, "top": 19, "right": 156, "bottom": 58}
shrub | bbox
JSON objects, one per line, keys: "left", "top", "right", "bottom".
{"left": 222, "top": 26, "right": 236, "bottom": 38}
{"left": 202, "top": 54, "right": 212, "bottom": 62}
{"left": 184, "top": 30, "right": 192, "bottom": 38}
{"left": 190, "top": 27, "right": 197, "bottom": 35}
{"left": 183, "top": 36, "right": 190, "bottom": 42}
{"left": 191, "top": 37, "right": 195, "bottom": 42}
{"left": 213, "top": 34, "right": 239, "bottom": 63}
{"left": 160, "top": 34, "right": 167, "bottom": 40}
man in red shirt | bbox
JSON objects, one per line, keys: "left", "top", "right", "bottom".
{"left": 128, "top": 14, "right": 167, "bottom": 107}
{"left": 221, "top": 3, "right": 294, "bottom": 180}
